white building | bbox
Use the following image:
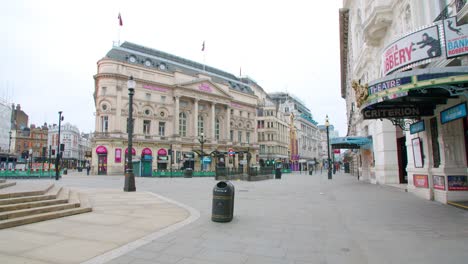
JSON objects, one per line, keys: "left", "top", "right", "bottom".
{"left": 270, "top": 92, "right": 320, "bottom": 171}
{"left": 0, "top": 101, "right": 12, "bottom": 153}
{"left": 48, "top": 122, "right": 81, "bottom": 168}
{"left": 340, "top": 0, "right": 468, "bottom": 203}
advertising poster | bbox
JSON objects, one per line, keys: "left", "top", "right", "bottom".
{"left": 412, "top": 138, "right": 424, "bottom": 168}
{"left": 447, "top": 175, "right": 468, "bottom": 191}
{"left": 443, "top": 17, "right": 468, "bottom": 58}
{"left": 115, "top": 148, "right": 122, "bottom": 163}
{"left": 413, "top": 174, "right": 429, "bottom": 188}
{"left": 433, "top": 175, "right": 445, "bottom": 190}
{"left": 382, "top": 26, "right": 441, "bottom": 75}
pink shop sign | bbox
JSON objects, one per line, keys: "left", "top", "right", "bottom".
{"left": 143, "top": 84, "right": 168, "bottom": 92}
{"left": 230, "top": 102, "right": 243, "bottom": 108}
{"left": 198, "top": 83, "right": 213, "bottom": 93}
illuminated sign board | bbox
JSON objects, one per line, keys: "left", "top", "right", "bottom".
{"left": 440, "top": 103, "right": 467, "bottom": 124}
{"left": 409, "top": 120, "right": 425, "bottom": 134}
{"left": 443, "top": 17, "right": 468, "bottom": 58}
{"left": 382, "top": 26, "right": 441, "bottom": 76}
{"left": 363, "top": 107, "right": 433, "bottom": 119}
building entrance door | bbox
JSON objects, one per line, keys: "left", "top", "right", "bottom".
{"left": 397, "top": 137, "right": 408, "bottom": 183}
{"left": 97, "top": 154, "right": 107, "bottom": 175}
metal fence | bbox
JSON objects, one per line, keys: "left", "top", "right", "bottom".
{"left": 0, "top": 169, "right": 61, "bottom": 179}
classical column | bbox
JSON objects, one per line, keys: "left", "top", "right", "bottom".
{"left": 211, "top": 103, "right": 216, "bottom": 141}
{"left": 174, "top": 96, "right": 180, "bottom": 136}
{"left": 194, "top": 99, "right": 199, "bottom": 138}
{"left": 226, "top": 105, "right": 231, "bottom": 141}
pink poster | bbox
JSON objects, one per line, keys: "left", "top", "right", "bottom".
{"left": 115, "top": 148, "right": 122, "bottom": 163}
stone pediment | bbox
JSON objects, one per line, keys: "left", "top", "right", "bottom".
{"left": 177, "top": 79, "right": 232, "bottom": 99}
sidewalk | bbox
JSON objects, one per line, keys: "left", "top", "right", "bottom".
{"left": 0, "top": 186, "right": 197, "bottom": 264}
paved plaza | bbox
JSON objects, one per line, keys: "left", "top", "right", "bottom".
{"left": 1, "top": 171, "right": 468, "bottom": 264}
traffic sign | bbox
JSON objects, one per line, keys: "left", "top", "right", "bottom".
{"left": 228, "top": 148, "right": 235, "bottom": 156}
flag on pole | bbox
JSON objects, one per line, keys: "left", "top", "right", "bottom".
{"left": 118, "top": 13, "right": 123, "bottom": 26}
{"left": 201, "top": 41, "right": 205, "bottom": 51}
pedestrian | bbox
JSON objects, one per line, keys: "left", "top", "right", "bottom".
{"left": 86, "top": 162, "right": 90, "bottom": 175}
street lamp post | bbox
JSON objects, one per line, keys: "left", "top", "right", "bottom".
{"left": 7, "top": 131, "right": 11, "bottom": 169}
{"left": 198, "top": 132, "right": 206, "bottom": 171}
{"left": 325, "top": 115, "right": 332, "bottom": 180}
{"left": 124, "top": 76, "right": 136, "bottom": 192}
{"left": 55, "top": 111, "right": 63, "bottom": 180}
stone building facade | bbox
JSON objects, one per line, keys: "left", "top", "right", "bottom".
{"left": 93, "top": 42, "right": 258, "bottom": 175}
{"left": 340, "top": 0, "right": 468, "bottom": 203}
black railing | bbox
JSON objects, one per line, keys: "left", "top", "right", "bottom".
{"left": 248, "top": 166, "right": 274, "bottom": 177}
{"left": 434, "top": 0, "right": 466, "bottom": 22}
{"left": 215, "top": 167, "right": 244, "bottom": 177}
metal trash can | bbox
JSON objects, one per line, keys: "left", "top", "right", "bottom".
{"left": 309, "top": 170, "right": 312, "bottom": 175}
{"left": 212, "top": 181, "right": 235, "bottom": 222}
{"left": 275, "top": 168, "right": 282, "bottom": 179}
{"left": 184, "top": 168, "right": 193, "bottom": 178}
{"left": 63, "top": 168, "right": 68, "bottom": 175}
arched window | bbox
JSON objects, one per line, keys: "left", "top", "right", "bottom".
{"left": 215, "top": 118, "right": 220, "bottom": 140}
{"left": 198, "top": 116, "right": 204, "bottom": 136}
{"left": 179, "top": 112, "right": 187, "bottom": 137}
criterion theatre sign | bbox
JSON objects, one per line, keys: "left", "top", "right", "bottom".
{"left": 363, "top": 106, "right": 433, "bottom": 119}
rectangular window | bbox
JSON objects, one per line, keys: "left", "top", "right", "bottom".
{"left": 101, "top": 116, "right": 109, "bottom": 132}
{"left": 215, "top": 120, "right": 220, "bottom": 140}
{"left": 230, "top": 130, "right": 234, "bottom": 141}
{"left": 238, "top": 131, "right": 242, "bottom": 143}
{"left": 246, "top": 132, "right": 250, "bottom": 144}
{"left": 159, "top": 122, "right": 165, "bottom": 136}
{"left": 143, "top": 120, "right": 151, "bottom": 135}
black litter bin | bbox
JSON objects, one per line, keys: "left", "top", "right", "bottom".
{"left": 184, "top": 168, "right": 193, "bottom": 178}
{"left": 212, "top": 181, "right": 235, "bottom": 222}
{"left": 275, "top": 168, "right": 282, "bottom": 179}
{"left": 77, "top": 167, "right": 83, "bottom": 172}
{"left": 63, "top": 168, "right": 68, "bottom": 175}
{"left": 309, "top": 170, "right": 312, "bottom": 175}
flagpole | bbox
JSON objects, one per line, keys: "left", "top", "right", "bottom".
{"left": 202, "top": 41, "right": 206, "bottom": 72}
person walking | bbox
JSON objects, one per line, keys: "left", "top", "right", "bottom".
{"left": 86, "top": 162, "right": 91, "bottom": 175}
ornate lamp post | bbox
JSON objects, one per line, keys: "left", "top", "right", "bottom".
{"left": 55, "top": 111, "right": 63, "bottom": 180}
{"left": 325, "top": 115, "right": 332, "bottom": 180}
{"left": 124, "top": 76, "right": 136, "bottom": 192}
{"left": 198, "top": 132, "right": 206, "bottom": 171}
{"left": 7, "top": 131, "right": 11, "bottom": 169}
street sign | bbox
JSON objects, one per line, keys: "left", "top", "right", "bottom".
{"left": 228, "top": 148, "right": 235, "bottom": 156}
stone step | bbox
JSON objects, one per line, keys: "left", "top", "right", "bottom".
{"left": 0, "top": 206, "right": 92, "bottom": 229}
{"left": 0, "top": 182, "right": 16, "bottom": 189}
{"left": 0, "top": 202, "right": 80, "bottom": 220}
{"left": 0, "top": 183, "right": 54, "bottom": 199}
{"left": 0, "top": 186, "right": 61, "bottom": 205}
{"left": 0, "top": 198, "right": 69, "bottom": 212}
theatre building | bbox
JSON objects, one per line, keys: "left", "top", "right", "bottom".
{"left": 340, "top": 0, "right": 468, "bottom": 204}
{"left": 93, "top": 42, "right": 258, "bottom": 175}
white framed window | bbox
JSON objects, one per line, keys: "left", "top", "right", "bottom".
{"left": 159, "top": 122, "right": 165, "bottom": 136}
{"left": 100, "top": 116, "right": 109, "bottom": 132}
{"left": 198, "top": 116, "right": 204, "bottom": 136}
{"left": 179, "top": 112, "right": 187, "bottom": 137}
{"left": 143, "top": 120, "right": 151, "bottom": 135}
{"left": 215, "top": 118, "right": 220, "bottom": 140}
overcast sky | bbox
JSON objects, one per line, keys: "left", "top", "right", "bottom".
{"left": 1, "top": 0, "right": 345, "bottom": 135}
